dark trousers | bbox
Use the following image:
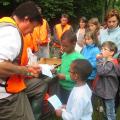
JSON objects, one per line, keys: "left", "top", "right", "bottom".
{"left": 59, "top": 85, "right": 71, "bottom": 104}
{"left": 25, "top": 76, "right": 48, "bottom": 120}
{"left": 47, "top": 77, "right": 71, "bottom": 104}
{"left": 0, "top": 92, "right": 35, "bottom": 120}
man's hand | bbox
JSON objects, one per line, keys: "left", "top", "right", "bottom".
{"left": 27, "top": 65, "right": 41, "bottom": 77}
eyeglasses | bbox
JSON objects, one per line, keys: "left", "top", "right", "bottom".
{"left": 101, "top": 47, "right": 111, "bottom": 52}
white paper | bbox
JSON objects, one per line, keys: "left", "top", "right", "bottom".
{"left": 39, "top": 64, "right": 54, "bottom": 78}
{"left": 48, "top": 95, "right": 62, "bottom": 110}
{"left": 27, "top": 48, "right": 37, "bottom": 65}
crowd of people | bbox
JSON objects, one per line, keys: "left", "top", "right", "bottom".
{"left": 0, "top": 1, "right": 120, "bottom": 120}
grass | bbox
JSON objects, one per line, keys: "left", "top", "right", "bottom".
{"left": 43, "top": 106, "right": 120, "bottom": 120}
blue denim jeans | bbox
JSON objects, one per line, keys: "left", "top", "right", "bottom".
{"left": 104, "top": 99, "right": 116, "bottom": 120}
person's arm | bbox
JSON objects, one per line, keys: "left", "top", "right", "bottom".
{"left": 0, "top": 61, "right": 28, "bottom": 78}
{"left": 97, "top": 61, "right": 114, "bottom": 76}
{"left": 57, "top": 69, "right": 70, "bottom": 81}
{"left": 57, "top": 55, "right": 84, "bottom": 80}
{"left": 56, "top": 108, "right": 73, "bottom": 120}
{"left": 0, "top": 61, "right": 41, "bottom": 78}
{"left": 0, "top": 26, "right": 40, "bottom": 79}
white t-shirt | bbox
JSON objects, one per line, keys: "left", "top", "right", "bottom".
{"left": 75, "top": 29, "right": 84, "bottom": 53}
{"left": 0, "top": 25, "right": 21, "bottom": 99}
{"left": 62, "top": 84, "right": 93, "bottom": 120}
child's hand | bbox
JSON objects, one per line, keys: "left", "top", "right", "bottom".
{"left": 57, "top": 73, "right": 65, "bottom": 80}
{"left": 55, "top": 109, "right": 62, "bottom": 117}
{"left": 96, "top": 53, "right": 103, "bottom": 59}
{"left": 61, "top": 105, "right": 66, "bottom": 109}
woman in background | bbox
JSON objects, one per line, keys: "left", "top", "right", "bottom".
{"left": 75, "top": 17, "right": 87, "bottom": 53}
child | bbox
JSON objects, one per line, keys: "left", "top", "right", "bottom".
{"left": 55, "top": 59, "right": 93, "bottom": 120}
{"left": 57, "top": 30, "right": 84, "bottom": 104}
{"left": 88, "top": 17, "right": 100, "bottom": 40}
{"left": 94, "top": 41, "right": 119, "bottom": 120}
{"left": 81, "top": 31, "right": 100, "bottom": 88}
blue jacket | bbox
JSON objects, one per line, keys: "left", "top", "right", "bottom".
{"left": 81, "top": 44, "right": 100, "bottom": 80}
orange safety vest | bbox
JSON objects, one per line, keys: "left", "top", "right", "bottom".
{"left": 0, "top": 17, "right": 26, "bottom": 93}
{"left": 33, "top": 19, "right": 49, "bottom": 46}
{"left": 55, "top": 23, "right": 71, "bottom": 40}
{"left": 21, "top": 34, "right": 38, "bottom": 66}
{"left": 54, "top": 23, "right": 71, "bottom": 48}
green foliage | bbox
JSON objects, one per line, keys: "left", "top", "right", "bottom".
{"left": 0, "top": 0, "right": 11, "bottom": 6}
{"left": 115, "top": 0, "right": 120, "bottom": 11}
{"left": 0, "top": 0, "right": 120, "bottom": 28}
{"left": 35, "top": 0, "right": 74, "bottom": 22}
{"left": 35, "top": 0, "right": 105, "bottom": 29}
{"left": 73, "top": 0, "right": 104, "bottom": 23}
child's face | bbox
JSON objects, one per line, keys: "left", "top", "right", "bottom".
{"left": 101, "top": 46, "right": 114, "bottom": 58}
{"left": 84, "top": 36, "right": 93, "bottom": 45}
{"left": 89, "top": 23, "right": 96, "bottom": 32}
{"left": 79, "top": 20, "right": 86, "bottom": 28}
{"left": 69, "top": 63, "right": 77, "bottom": 82}
{"left": 61, "top": 39, "right": 75, "bottom": 53}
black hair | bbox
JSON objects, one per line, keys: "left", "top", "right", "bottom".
{"left": 61, "top": 14, "right": 69, "bottom": 20}
{"left": 80, "top": 16, "right": 87, "bottom": 23}
{"left": 102, "top": 41, "right": 118, "bottom": 55}
{"left": 61, "top": 30, "right": 77, "bottom": 43}
{"left": 72, "top": 59, "right": 92, "bottom": 81}
{"left": 12, "top": 1, "right": 42, "bottom": 24}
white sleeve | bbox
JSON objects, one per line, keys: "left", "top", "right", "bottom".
{"left": 0, "top": 26, "right": 21, "bottom": 62}
{"left": 62, "top": 98, "right": 85, "bottom": 120}
{"left": 76, "top": 29, "right": 79, "bottom": 40}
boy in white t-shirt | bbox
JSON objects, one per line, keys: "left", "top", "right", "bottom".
{"left": 55, "top": 59, "right": 93, "bottom": 120}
